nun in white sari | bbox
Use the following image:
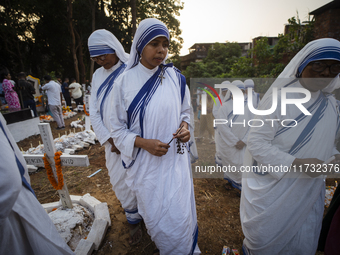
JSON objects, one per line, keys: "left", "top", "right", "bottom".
{"left": 110, "top": 18, "right": 200, "bottom": 254}
{"left": 216, "top": 81, "right": 253, "bottom": 190}
{"left": 241, "top": 38, "right": 340, "bottom": 255}
{"left": 88, "top": 30, "right": 141, "bottom": 225}
{"left": 244, "top": 79, "right": 260, "bottom": 109}
{"left": 0, "top": 113, "right": 73, "bottom": 255}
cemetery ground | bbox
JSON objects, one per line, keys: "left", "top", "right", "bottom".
{"left": 18, "top": 112, "right": 333, "bottom": 255}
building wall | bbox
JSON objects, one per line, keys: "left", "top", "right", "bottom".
{"left": 313, "top": 9, "right": 340, "bottom": 41}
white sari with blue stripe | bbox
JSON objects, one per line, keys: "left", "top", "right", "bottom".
{"left": 110, "top": 62, "right": 200, "bottom": 254}
{"left": 0, "top": 114, "right": 74, "bottom": 255}
{"left": 241, "top": 81, "right": 340, "bottom": 255}
{"left": 90, "top": 61, "right": 141, "bottom": 224}
{"left": 216, "top": 95, "right": 253, "bottom": 189}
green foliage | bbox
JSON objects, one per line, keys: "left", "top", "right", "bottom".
{"left": 273, "top": 13, "right": 314, "bottom": 62}
{"left": 183, "top": 42, "right": 241, "bottom": 78}
{"left": 0, "top": 0, "right": 184, "bottom": 81}
{"left": 228, "top": 57, "right": 255, "bottom": 78}
{"left": 181, "top": 13, "right": 314, "bottom": 81}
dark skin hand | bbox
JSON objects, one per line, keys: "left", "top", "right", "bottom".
{"left": 235, "top": 140, "right": 246, "bottom": 150}
{"left": 108, "top": 137, "right": 120, "bottom": 154}
{"left": 172, "top": 121, "right": 190, "bottom": 143}
{"left": 134, "top": 121, "right": 190, "bottom": 156}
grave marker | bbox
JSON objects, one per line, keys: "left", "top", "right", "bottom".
{"left": 23, "top": 123, "right": 90, "bottom": 209}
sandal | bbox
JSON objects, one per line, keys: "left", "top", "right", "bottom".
{"left": 129, "top": 222, "right": 142, "bottom": 245}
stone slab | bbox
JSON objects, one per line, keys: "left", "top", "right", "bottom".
{"left": 74, "top": 239, "right": 95, "bottom": 255}
{"left": 79, "top": 193, "right": 101, "bottom": 212}
{"left": 7, "top": 117, "right": 40, "bottom": 142}
{"left": 94, "top": 203, "right": 111, "bottom": 226}
{"left": 86, "top": 218, "right": 108, "bottom": 250}
{"left": 42, "top": 201, "right": 62, "bottom": 213}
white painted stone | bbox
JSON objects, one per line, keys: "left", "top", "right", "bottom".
{"left": 86, "top": 219, "right": 108, "bottom": 250}
{"left": 74, "top": 239, "right": 94, "bottom": 255}
{"left": 7, "top": 117, "right": 40, "bottom": 142}
{"left": 64, "top": 148, "right": 75, "bottom": 155}
{"left": 27, "top": 164, "right": 38, "bottom": 173}
{"left": 69, "top": 195, "right": 82, "bottom": 203}
{"left": 79, "top": 193, "right": 101, "bottom": 212}
{"left": 43, "top": 194, "right": 110, "bottom": 253}
{"left": 94, "top": 203, "right": 111, "bottom": 226}
{"left": 42, "top": 201, "right": 62, "bottom": 213}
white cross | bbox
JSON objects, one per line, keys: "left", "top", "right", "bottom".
{"left": 23, "top": 123, "right": 90, "bottom": 209}
{"left": 84, "top": 95, "right": 91, "bottom": 131}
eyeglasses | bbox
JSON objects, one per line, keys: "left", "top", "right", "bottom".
{"left": 310, "top": 61, "right": 340, "bottom": 74}
{"left": 90, "top": 54, "right": 107, "bottom": 62}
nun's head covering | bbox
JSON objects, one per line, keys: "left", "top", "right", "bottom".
{"left": 244, "top": 79, "right": 255, "bottom": 88}
{"left": 126, "top": 18, "right": 170, "bottom": 71}
{"left": 88, "top": 29, "right": 129, "bottom": 63}
{"left": 221, "top": 80, "right": 230, "bottom": 92}
{"left": 259, "top": 38, "right": 340, "bottom": 108}
{"left": 232, "top": 80, "right": 245, "bottom": 90}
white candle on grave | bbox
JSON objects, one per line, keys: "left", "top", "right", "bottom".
{"left": 73, "top": 128, "right": 75, "bottom": 134}
{"left": 30, "top": 143, "right": 33, "bottom": 148}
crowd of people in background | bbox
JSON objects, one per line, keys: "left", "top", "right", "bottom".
{"left": 0, "top": 68, "right": 91, "bottom": 121}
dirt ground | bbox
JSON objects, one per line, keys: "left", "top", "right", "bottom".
{"left": 17, "top": 111, "right": 335, "bottom": 255}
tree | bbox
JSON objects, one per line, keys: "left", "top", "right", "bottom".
{"left": 273, "top": 14, "right": 314, "bottom": 64}
{"left": 0, "top": 0, "right": 184, "bottom": 83}
{"left": 183, "top": 42, "right": 241, "bottom": 79}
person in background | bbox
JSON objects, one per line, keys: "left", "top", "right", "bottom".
{"left": 18, "top": 72, "right": 38, "bottom": 117}
{"left": 68, "top": 78, "right": 84, "bottom": 111}
{"left": 61, "top": 78, "right": 73, "bottom": 111}
{"left": 41, "top": 75, "right": 65, "bottom": 130}
{"left": 0, "top": 69, "right": 20, "bottom": 111}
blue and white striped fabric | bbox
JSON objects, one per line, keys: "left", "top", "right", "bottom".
{"left": 88, "top": 45, "right": 115, "bottom": 57}
{"left": 297, "top": 46, "right": 340, "bottom": 77}
{"left": 96, "top": 63, "right": 125, "bottom": 120}
{"left": 241, "top": 38, "right": 340, "bottom": 255}
{"left": 0, "top": 120, "right": 35, "bottom": 196}
{"left": 126, "top": 18, "right": 170, "bottom": 71}
{"left": 88, "top": 29, "right": 129, "bottom": 62}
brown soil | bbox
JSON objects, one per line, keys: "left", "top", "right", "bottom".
{"left": 17, "top": 112, "right": 335, "bottom": 255}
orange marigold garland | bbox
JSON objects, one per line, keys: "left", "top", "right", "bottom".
{"left": 43, "top": 151, "right": 64, "bottom": 190}
{"left": 83, "top": 104, "right": 89, "bottom": 116}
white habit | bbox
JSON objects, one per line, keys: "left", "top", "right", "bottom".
{"left": 88, "top": 29, "right": 141, "bottom": 223}
{"left": 240, "top": 38, "right": 340, "bottom": 255}
{"left": 110, "top": 62, "right": 199, "bottom": 254}
{"left": 0, "top": 113, "right": 74, "bottom": 255}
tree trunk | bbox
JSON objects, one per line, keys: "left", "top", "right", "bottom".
{"left": 131, "top": 0, "right": 137, "bottom": 36}
{"left": 75, "top": 30, "right": 86, "bottom": 84}
{"left": 89, "top": 0, "right": 96, "bottom": 82}
{"left": 67, "top": 0, "right": 80, "bottom": 82}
